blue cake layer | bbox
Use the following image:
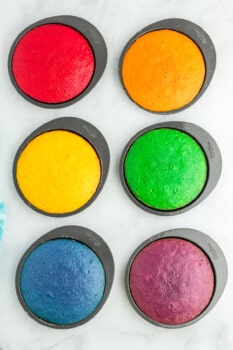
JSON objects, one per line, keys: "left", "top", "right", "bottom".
{"left": 20, "top": 238, "right": 105, "bottom": 325}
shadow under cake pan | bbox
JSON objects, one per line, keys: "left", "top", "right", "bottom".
{"left": 120, "top": 18, "right": 216, "bottom": 113}
{"left": 126, "top": 229, "right": 227, "bottom": 328}
{"left": 13, "top": 117, "right": 109, "bottom": 216}
{"left": 120, "top": 122, "right": 221, "bottom": 215}
{"left": 8, "top": 16, "right": 107, "bottom": 108}
{"left": 16, "top": 226, "right": 114, "bottom": 328}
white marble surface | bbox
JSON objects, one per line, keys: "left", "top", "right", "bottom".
{"left": 1, "top": 0, "right": 233, "bottom": 349}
